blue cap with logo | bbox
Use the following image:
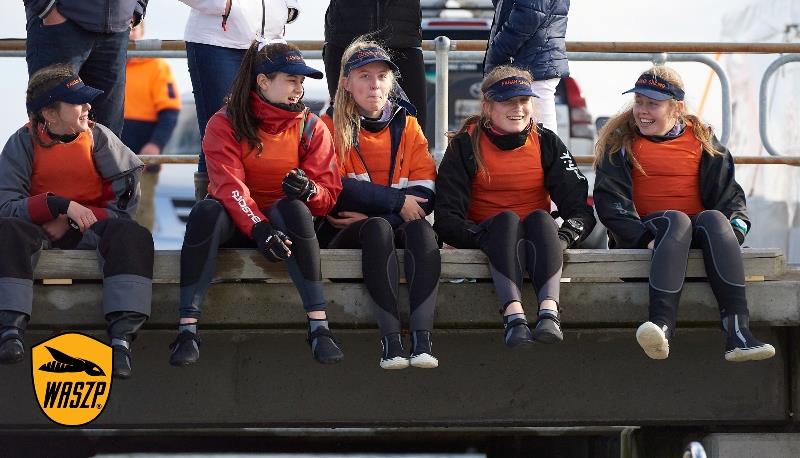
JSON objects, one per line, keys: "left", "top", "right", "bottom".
{"left": 483, "top": 76, "right": 539, "bottom": 102}
{"left": 26, "top": 76, "right": 104, "bottom": 113}
{"left": 622, "top": 73, "right": 685, "bottom": 101}
{"left": 343, "top": 47, "right": 400, "bottom": 76}
{"left": 253, "top": 50, "right": 323, "bottom": 79}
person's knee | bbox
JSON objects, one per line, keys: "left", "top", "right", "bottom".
{"left": 695, "top": 210, "right": 729, "bottom": 233}
{"left": 490, "top": 211, "right": 520, "bottom": 230}
{"left": 359, "top": 217, "right": 394, "bottom": 245}
{"left": 402, "top": 219, "right": 438, "bottom": 250}
{"left": 274, "top": 199, "right": 313, "bottom": 234}
{"left": 184, "top": 199, "right": 225, "bottom": 243}
{"left": 660, "top": 210, "right": 692, "bottom": 242}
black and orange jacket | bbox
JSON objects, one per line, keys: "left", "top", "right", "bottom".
{"left": 123, "top": 58, "right": 181, "bottom": 153}
{"left": 0, "top": 122, "right": 143, "bottom": 223}
{"left": 593, "top": 126, "right": 749, "bottom": 249}
{"left": 331, "top": 105, "right": 436, "bottom": 228}
{"left": 203, "top": 92, "right": 341, "bottom": 237}
{"left": 434, "top": 124, "right": 595, "bottom": 248}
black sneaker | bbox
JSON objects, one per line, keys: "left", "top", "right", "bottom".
{"left": 723, "top": 315, "right": 775, "bottom": 362}
{"left": 504, "top": 317, "right": 534, "bottom": 348}
{"left": 307, "top": 327, "right": 344, "bottom": 364}
{"left": 531, "top": 310, "right": 563, "bottom": 344}
{"left": 0, "top": 333, "right": 24, "bottom": 365}
{"left": 112, "top": 345, "right": 132, "bottom": 379}
{"left": 169, "top": 330, "right": 201, "bottom": 367}
{"left": 409, "top": 331, "right": 438, "bottom": 369}
{"left": 380, "top": 333, "right": 409, "bottom": 369}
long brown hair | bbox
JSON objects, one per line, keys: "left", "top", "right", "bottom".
{"left": 593, "top": 65, "right": 721, "bottom": 173}
{"left": 447, "top": 65, "right": 535, "bottom": 177}
{"left": 26, "top": 64, "right": 79, "bottom": 148}
{"left": 226, "top": 40, "right": 302, "bottom": 156}
{"left": 332, "top": 36, "right": 397, "bottom": 162}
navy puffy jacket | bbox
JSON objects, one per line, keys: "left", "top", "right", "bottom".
{"left": 484, "top": 0, "right": 570, "bottom": 80}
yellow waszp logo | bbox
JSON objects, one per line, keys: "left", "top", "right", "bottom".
{"left": 31, "top": 333, "right": 112, "bottom": 426}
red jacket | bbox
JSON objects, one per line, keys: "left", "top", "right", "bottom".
{"left": 203, "top": 92, "right": 341, "bottom": 236}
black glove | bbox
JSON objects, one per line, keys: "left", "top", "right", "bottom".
{"left": 557, "top": 233, "right": 570, "bottom": 251}
{"left": 557, "top": 218, "right": 585, "bottom": 250}
{"left": 282, "top": 168, "right": 316, "bottom": 201}
{"left": 252, "top": 221, "right": 292, "bottom": 262}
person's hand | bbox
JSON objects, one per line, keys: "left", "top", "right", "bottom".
{"left": 139, "top": 143, "right": 161, "bottom": 156}
{"left": 66, "top": 201, "right": 97, "bottom": 232}
{"left": 252, "top": 221, "right": 292, "bottom": 262}
{"left": 42, "top": 7, "right": 67, "bottom": 26}
{"left": 326, "top": 211, "right": 368, "bottom": 229}
{"left": 399, "top": 195, "right": 427, "bottom": 222}
{"left": 282, "top": 168, "right": 316, "bottom": 201}
{"left": 41, "top": 215, "right": 70, "bottom": 241}
{"left": 647, "top": 240, "right": 655, "bottom": 249}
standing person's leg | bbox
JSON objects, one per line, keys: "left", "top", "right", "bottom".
{"left": 391, "top": 47, "right": 427, "bottom": 131}
{"left": 477, "top": 211, "right": 533, "bottom": 347}
{"left": 267, "top": 199, "right": 344, "bottom": 364}
{"left": 77, "top": 30, "right": 130, "bottom": 136}
{"left": 0, "top": 219, "right": 43, "bottom": 364}
{"left": 531, "top": 78, "right": 560, "bottom": 133}
{"left": 521, "top": 210, "right": 564, "bottom": 343}
{"left": 395, "top": 219, "right": 440, "bottom": 368}
{"left": 692, "top": 210, "right": 775, "bottom": 361}
{"left": 636, "top": 210, "right": 693, "bottom": 359}
{"left": 322, "top": 43, "right": 346, "bottom": 102}
{"left": 82, "top": 219, "right": 154, "bottom": 379}
{"left": 170, "top": 199, "right": 238, "bottom": 367}
{"left": 187, "top": 43, "right": 246, "bottom": 197}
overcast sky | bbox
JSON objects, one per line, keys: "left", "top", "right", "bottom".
{"left": 0, "top": 0, "right": 762, "bottom": 141}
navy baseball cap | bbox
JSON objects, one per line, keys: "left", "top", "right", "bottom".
{"left": 483, "top": 76, "right": 539, "bottom": 102}
{"left": 343, "top": 47, "right": 400, "bottom": 76}
{"left": 622, "top": 73, "right": 685, "bottom": 101}
{"left": 253, "top": 50, "right": 323, "bottom": 79}
{"left": 26, "top": 76, "right": 103, "bottom": 113}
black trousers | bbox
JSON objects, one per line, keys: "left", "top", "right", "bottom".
{"left": 463, "top": 210, "right": 564, "bottom": 312}
{"left": 640, "top": 210, "right": 749, "bottom": 336}
{"left": 322, "top": 217, "right": 440, "bottom": 336}
{"left": 179, "top": 198, "right": 326, "bottom": 318}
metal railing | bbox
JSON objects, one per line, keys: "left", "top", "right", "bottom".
{"left": 1, "top": 39, "right": 798, "bottom": 162}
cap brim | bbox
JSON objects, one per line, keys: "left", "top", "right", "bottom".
{"left": 348, "top": 57, "right": 400, "bottom": 74}
{"left": 282, "top": 63, "right": 324, "bottom": 79}
{"left": 60, "top": 85, "right": 104, "bottom": 105}
{"left": 487, "top": 88, "right": 539, "bottom": 102}
{"left": 622, "top": 87, "right": 673, "bottom": 101}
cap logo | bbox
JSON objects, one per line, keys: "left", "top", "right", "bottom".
{"left": 65, "top": 78, "right": 82, "bottom": 89}
{"left": 636, "top": 77, "right": 667, "bottom": 90}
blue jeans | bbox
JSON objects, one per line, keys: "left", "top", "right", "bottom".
{"left": 26, "top": 17, "right": 129, "bottom": 137}
{"left": 186, "top": 42, "right": 246, "bottom": 172}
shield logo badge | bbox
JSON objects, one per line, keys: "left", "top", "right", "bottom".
{"left": 31, "top": 333, "right": 112, "bottom": 426}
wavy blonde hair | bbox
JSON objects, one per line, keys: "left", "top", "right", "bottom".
{"left": 333, "top": 37, "right": 397, "bottom": 162}
{"left": 447, "top": 65, "right": 536, "bottom": 177}
{"left": 593, "top": 65, "right": 721, "bottom": 173}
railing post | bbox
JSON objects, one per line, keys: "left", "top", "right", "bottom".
{"left": 434, "top": 35, "right": 451, "bottom": 164}
{"left": 759, "top": 54, "right": 800, "bottom": 156}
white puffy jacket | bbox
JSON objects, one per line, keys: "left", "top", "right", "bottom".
{"left": 179, "top": 0, "right": 300, "bottom": 49}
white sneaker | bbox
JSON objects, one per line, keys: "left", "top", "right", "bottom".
{"left": 636, "top": 322, "right": 670, "bottom": 360}
{"left": 409, "top": 352, "right": 439, "bottom": 369}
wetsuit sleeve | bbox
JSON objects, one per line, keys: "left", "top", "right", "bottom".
{"left": 0, "top": 127, "right": 43, "bottom": 223}
{"left": 700, "top": 137, "right": 750, "bottom": 232}
{"left": 147, "top": 61, "right": 181, "bottom": 148}
{"left": 539, "top": 129, "right": 596, "bottom": 247}
{"left": 432, "top": 134, "right": 481, "bottom": 248}
{"left": 300, "top": 114, "right": 342, "bottom": 217}
{"left": 90, "top": 123, "right": 145, "bottom": 220}
{"left": 593, "top": 148, "right": 653, "bottom": 249}
{"left": 337, "top": 178, "right": 405, "bottom": 215}
{"left": 204, "top": 112, "right": 268, "bottom": 236}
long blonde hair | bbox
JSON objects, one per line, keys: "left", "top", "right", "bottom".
{"left": 333, "top": 37, "right": 397, "bottom": 162}
{"left": 593, "top": 65, "right": 721, "bottom": 173}
{"left": 447, "top": 65, "right": 535, "bottom": 177}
